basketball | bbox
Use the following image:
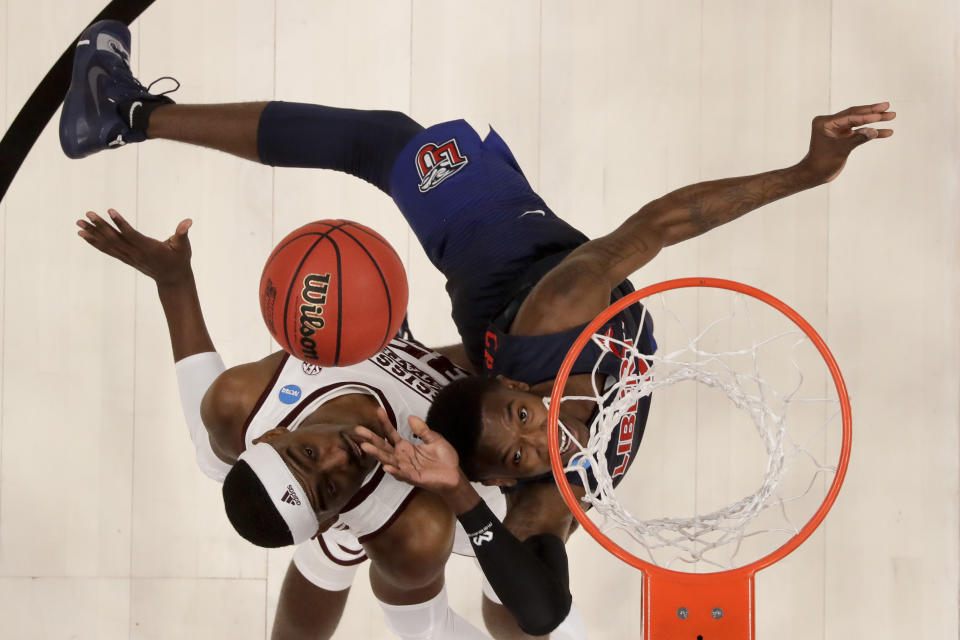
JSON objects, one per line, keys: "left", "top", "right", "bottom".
{"left": 259, "top": 220, "right": 408, "bottom": 366}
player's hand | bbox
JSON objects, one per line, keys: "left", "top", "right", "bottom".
{"left": 76, "top": 209, "right": 194, "bottom": 285}
{"left": 355, "top": 409, "right": 463, "bottom": 492}
{"left": 800, "top": 102, "right": 895, "bottom": 184}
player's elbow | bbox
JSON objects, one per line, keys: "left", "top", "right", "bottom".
{"left": 512, "top": 533, "right": 573, "bottom": 634}
{"left": 515, "top": 589, "right": 572, "bottom": 636}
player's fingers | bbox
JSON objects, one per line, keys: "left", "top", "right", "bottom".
{"left": 78, "top": 225, "right": 136, "bottom": 266}
{"left": 852, "top": 127, "right": 880, "bottom": 142}
{"left": 831, "top": 112, "right": 886, "bottom": 129}
{"left": 77, "top": 223, "right": 103, "bottom": 248}
{"left": 355, "top": 426, "right": 391, "bottom": 451}
{"left": 360, "top": 441, "right": 393, "bottom": 464}
{"left": 84, "top": 211, "right": 123, "bottom": 244}
{"left": 79, "top": 216, "right": 122, "bottom": 252}
{"left": 876, "top": 129, "right": 894, "bottom": 138}
{"left": 107, "top": 209, "right": 140, "bottom": 238}
{"left": 832, "top": 102, "right": 890, "bottom": 118}
{"left": 168, "top": 219, "right": 193, "bottom": 251}
{"left": 358, "top": 440, "right": 381, "bottom": 455}
{"left": 174, "top": 218, "right": 193, "bottom": 237}
{"left": 353, "top": 425, "right": 377, "bottom": 442}
{"left": 77, "top": 218, "right": 114, "bottom": 247}
{"left": 408, "top": 416, "right": 435, "bottom": 442}
{"left": 375, "top": 408, "right": 405, "bottom": 445}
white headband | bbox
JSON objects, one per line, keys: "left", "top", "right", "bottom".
{"left": 238, "top": 442, "right": 320, "bottom": 545}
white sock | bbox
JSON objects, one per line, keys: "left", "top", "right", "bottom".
{"left": 378, "top": 586, "right": 490, "bottom": 640}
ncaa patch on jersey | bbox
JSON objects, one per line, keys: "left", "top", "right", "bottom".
{"left": 278, "top": 384, "right": 302, "bottom": 405}
{"left": 416, "top": 138, "right": 468, "bottom": 193}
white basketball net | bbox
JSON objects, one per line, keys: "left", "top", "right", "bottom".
{"left": 551, "top": 289, "right": 844, "bottom": 572}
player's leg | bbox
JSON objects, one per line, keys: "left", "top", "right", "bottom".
{"left": 371, "top": 569, "right": 490, "bottom": 640}
{"left": 145, "top": 101, "right": 422, "bottom": 194}
{"left": 145, "top": 102, "right": 267, "bottom": 163}
{"left": 272, "top": 561, "right": 350, "bottom": 640}
{"left": 271, "top": 535, "right": 366, "bottom": 640}
{"left": 365, "top": 491, "right": 491, "bottom": 639}
{"left": 482, "top": 595, "right": 545, "bottom": 640}
{"left": 60, "top": 21, "right": 422, "bottom": 195}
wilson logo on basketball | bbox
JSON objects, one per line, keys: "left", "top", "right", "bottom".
{"left": 416, "top": 138, "right": 468, "bottom": 192}
{"left": 262, "top": 278, "right": 278, "bottom": 334}
{"left": 298, "top": 273, "right": 331, "bottom": 361}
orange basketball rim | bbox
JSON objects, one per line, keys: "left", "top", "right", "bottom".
{"left": 547, "top": 277, "right": 853, "bottom": 639}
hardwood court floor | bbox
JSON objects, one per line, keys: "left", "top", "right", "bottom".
{"left": 0, "top": 1, "right": 956, "bottom": 638}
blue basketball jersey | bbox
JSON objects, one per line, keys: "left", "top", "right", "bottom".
{"left": 487, "top": 277, "right": 656, "bottom": 490}
{"left": 388, "top": 119, "right": 657, "bottom": 489}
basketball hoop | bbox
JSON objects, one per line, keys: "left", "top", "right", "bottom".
{"left": 547, "top": 278, "right": 852, "bottom": 639}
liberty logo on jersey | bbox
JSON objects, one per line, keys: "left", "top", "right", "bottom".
{"left": 279, "top": 384, "right": 302, "bottom": 405}
{"left": 416, "top": 138, "right": 469, "bottom": 193}
{"left": 280, "top": 485, "right": 301, "bottom": 506}
{"left": 598, "top": 327, "right": 650, "bottom": 478}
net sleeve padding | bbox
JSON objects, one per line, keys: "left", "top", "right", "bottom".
{"left": 175, "top": 351, "right": 233, "bottom": 482}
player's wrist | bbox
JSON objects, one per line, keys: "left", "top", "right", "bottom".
{"left": 439, "top": 470, "right": 482, "bottom": 514}
{"left": 155, "top": 268, "right": 197, "bottom": 291}
{"left": 794, "top": 156, "right": 832, "bottom": 187}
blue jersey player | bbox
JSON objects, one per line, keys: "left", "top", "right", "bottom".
{"left": 60, "top": 20, "right": 894, "bottom": 640}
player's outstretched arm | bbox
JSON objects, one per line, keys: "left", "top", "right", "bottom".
{"left": 78, "top": 211, "right": 239, "bottom": 476}
{"left": 77, "top": 209, "right": 213, "bottom": 360}
{"left": 596, "top": 102, "right": 896, "bottom": 284}
{"left": 512, "top": 103, "right": 895, "bottom": 334}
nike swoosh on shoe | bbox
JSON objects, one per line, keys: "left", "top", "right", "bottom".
{"left": 128, "top": 101, "right": 142, "bottom": 128}
{"left": 87, "top": 67, "right": 109, "bottom": 116}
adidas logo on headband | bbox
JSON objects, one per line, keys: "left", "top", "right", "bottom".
{"left": 237, "top": 442, "right": 321, "bottom": 545}
{"left": 281, "top": 486, "right": 301, "bottom": 506}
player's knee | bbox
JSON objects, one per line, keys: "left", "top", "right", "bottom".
{"left": 380, "top": 525, "right": 453, "bottom": 590}
{"left": 377, "top": 537, "right": 452, "bottom": 592}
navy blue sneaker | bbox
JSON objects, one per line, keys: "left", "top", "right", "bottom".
{"left": 59, "top": 20, "right": 175, "bottom": 159}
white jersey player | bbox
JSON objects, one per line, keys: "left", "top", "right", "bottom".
{"left": 77, "top": 209, "right": 499, "bottom": 640}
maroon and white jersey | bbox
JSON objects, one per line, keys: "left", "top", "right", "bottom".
{"left": 243, "top": 338, "right": 466, "bottom": 539}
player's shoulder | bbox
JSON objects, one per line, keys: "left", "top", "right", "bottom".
{"left": 201, "top": 351, "right": 287, "bottom": 456}
{"left": 367, "top": 338, "right": 469, "bottom": 397}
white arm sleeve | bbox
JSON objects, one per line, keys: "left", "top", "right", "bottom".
{"left": 175, "top": 351, "right": 233, "bottom": 482}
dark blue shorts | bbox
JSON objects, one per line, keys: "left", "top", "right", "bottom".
{"left": 389, "top": 120, "right": 589, "bottom": 368}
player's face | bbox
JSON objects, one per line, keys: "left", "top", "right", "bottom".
{"left": 255, "top": 424, "right": 376, "bottom": 521}
{"left": 476, "top": 386, "right": 589, "bottom": 483}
